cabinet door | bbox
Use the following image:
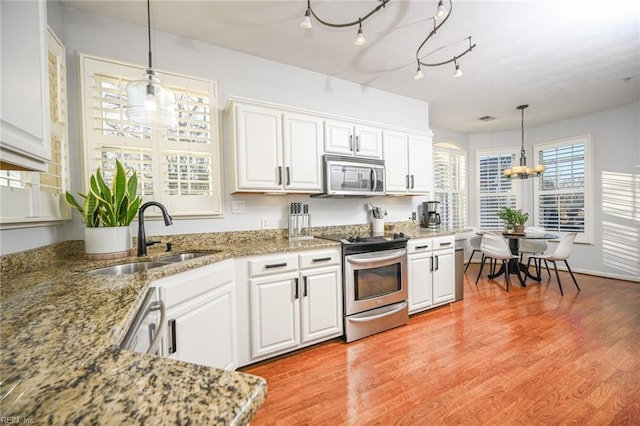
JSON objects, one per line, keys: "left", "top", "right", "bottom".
{"left": 166, "top": 284, "right": 237, "bottom": 370}
{"left": 324, "top": 119, "right": 354, "bottom": 155}
{"left": 354, "top": 125, "right": 383, "bottom": 159}
{"left": 0, "top": 0, "right": 50, "bottom": 171}
{"left": 408, "top": 134, "right": 433, "bottom": 194}
{"left": 433, "top": 250, "right": 455, "bottom": 305}
{"left": 250, "top": 272, "right": 300, "bottom": 358}
{"left": 383, "top": 131, "right": 409, "bottom": 193}
{"left": 300, "top": 265, "right": 342, "bottom": 343}
{"left": 408, "top": 253, "right": 433, "bottom": 313}
{"left": 234, "top": 104, "right": 283, "bottom": 190}
{"left": 283, "top": 113, "right": 323, "bottom": 192}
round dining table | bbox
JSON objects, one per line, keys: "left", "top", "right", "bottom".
{"left": 477, "top": 232, "right": 559, "bottom": 286}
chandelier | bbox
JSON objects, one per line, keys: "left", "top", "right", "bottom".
{"left": 503, "top": 105, "right": 545, "bottom": 179}
{"left": 126, "top": 0, "right": 177, "bottom": 128}
{"left": 300, "top": 0, "right": 475, "bottom": 80}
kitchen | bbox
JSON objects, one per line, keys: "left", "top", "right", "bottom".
{"left": 1, "top": 0, "right": 639, "bottom": 424}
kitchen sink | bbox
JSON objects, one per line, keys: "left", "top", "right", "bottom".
{"left": 157, "top": 251, "right": 220, "bottom": 263}
{"left": 89, "top": 261, "right": 170, "bottom": 276}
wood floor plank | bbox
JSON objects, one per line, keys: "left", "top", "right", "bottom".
{"left": 242, "top": 266, "right": 640, "bottom": 425}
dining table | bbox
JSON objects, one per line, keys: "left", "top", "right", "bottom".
{"left": 477, "top": 231, "right": 559, "bottom": 286}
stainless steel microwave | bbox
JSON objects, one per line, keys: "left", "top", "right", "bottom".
{"left": 313, "top": 154, "right": 385, "bottom": 198}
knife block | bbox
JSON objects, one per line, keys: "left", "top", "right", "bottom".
{"left": 288, "top": 213, "right": 312, "bottom": 241}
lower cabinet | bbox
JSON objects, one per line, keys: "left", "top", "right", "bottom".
{"left": 238, "top": 248, "right": 342, "bottom": 365}
{"left": 153, "top": 259, "right": 237, "bottom": 370}
{"left": 408, "top": 236, "right": 455, "bottom": 314}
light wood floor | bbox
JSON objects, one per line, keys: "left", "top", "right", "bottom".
{"left": 241, "top": 265, "right": 640, "bottom": 425}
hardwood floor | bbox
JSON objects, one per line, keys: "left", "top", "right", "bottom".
{"left": 241, "top": 266, "right": 640, "bottom": 425}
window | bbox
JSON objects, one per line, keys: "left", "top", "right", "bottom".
{"left": 79, "top": 55, "right": 222, "bottom": 217}
{"left": 534, "top": 135, "right": 591, "bottom": 243}
{"left": 433, "top": 142, "right": 467, "bottom": 229}
{"left": 0, "top": 28, "right": 70, "bottom": 227}
{"left": 476, "top": 149, "right": 519, "bottom": 230}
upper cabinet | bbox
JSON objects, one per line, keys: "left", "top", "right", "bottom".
{"left": 324, "top": 119, "right": 383, "bottom": 159}
{"left": 226, "top": 99, "right": 323, "bottom": 193}
{"left": 0, "top": 0, "right": 51, "bottom": 172}
{"left": 383, "top": 130, "right": 433, "bottom": 195}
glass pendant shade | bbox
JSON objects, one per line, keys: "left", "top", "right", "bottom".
{"left": 126, "top": 68, "right": 177, "bottom": 128}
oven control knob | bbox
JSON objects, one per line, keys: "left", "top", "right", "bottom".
{"left": 393, "top": 232, "right": 405, "bottom": 239}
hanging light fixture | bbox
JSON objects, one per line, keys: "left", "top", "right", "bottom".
{"left": 126, "top": 0, "right": 176, "bottom": 128}
{"left": 503, "top": 105, "right": 545, "bottom": 179}
{"left": 453, "top": 58, "right": 462, "bottom": 77}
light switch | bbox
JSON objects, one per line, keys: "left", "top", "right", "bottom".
{"left": 232, "top": 200, "right": 246, "bottom": 213}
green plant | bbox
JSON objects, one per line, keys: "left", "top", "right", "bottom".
{"left": 65, "top": 159, "right": 142, "bottom": 227}
{"left": 497, "top": 207, "right": 529, "bottom": 227}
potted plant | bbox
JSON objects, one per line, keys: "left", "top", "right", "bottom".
{"left": 497, "top": 207, "right": 529, "bottom": 234}
{"left": 66, "top": 159, "right": 142, "bottom": 259}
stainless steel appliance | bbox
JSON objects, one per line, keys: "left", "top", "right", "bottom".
{"left": 317, "top": 233, "right": 409, "bottom": 342}
{"left": 120, "top": 287, "right": 166, "bottom": 355}
{"left": 312, "top": 154, "right": 385, "bottom": 198}
{"left": 421, "top": 201, "right": 441, "bottom": 230}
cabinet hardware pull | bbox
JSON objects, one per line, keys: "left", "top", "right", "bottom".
{"left": 430, "top": 256, "right": 434, "bottom": 272}
{"left": 312, "top": 257, "right": 331, "bottom": 262}
{"left": 416, "top": 245, "right": 430, "bottom": 250}
{"left": 439, "top": 242, "right": 452, "bottom": 247}
{"left": 349, "top": 134, "right": 353, "bottom": 151}
{"left": 294, "top": 277, "right": 299, "bottom": 299}
{"left": 303, "top": 276, "right": 308, "bottom": 297}
{"left": 410, "top": 174, "right": 415, "bottom": 189}
{"left": 168, "top": 319, "right": 177, "bottom": 354}
{"left": 356, "top": 135, "right": 360, "bottom": 152}
{"left": 406, "top": 174, "right": 410, "bottom": 189}
{"left": 265, "top": 262, "right": 287, "bottom": 269}
{"left": 435, "top": 255, "right": 439, "bottom": 271}
{"left": 277, "top": 166, "right": 283, "bottom": 185}
{"left": 285, "top": 166, "right": 291, "bottom": 186}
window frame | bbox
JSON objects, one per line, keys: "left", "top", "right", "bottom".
{"left": 433, "top": 142, "right": 467, "bottom": 230}
{"left": 78, "top": 53, "right": 223, "bottom": 218}
{"left": 533, "top": 134, "right": 592, "bottom": 244}
{"left": 475, "top": 147, "right": 521, "bottom": 230}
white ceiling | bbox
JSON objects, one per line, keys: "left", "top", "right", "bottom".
{"left": 62, "top": 0, "right": 640, "bottom": 133}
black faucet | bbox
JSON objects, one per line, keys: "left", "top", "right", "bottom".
{"left": 137, "top": 201, "right": 173, "bottom": 257}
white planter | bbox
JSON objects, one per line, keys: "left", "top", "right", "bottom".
{"left": 84, "top": 226, "right": 133, "bottom": 260}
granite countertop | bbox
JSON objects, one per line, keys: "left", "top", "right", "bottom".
{"left": 0, "top": 232, "right": 339, "bottom": 424}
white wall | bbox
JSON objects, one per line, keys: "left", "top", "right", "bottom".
{"left": 468, "top": 102, "right": 640, "bottom": 282}
{"left": 0, "top": 3, "right": 431, "bottom": 255}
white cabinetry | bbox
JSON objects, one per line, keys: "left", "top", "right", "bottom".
{"left": 408, "top": 235, "right": 455, "bottom": 314}
{"left": 153, "top": 260, "right": 237, "bottom": 370}
{"left": 0, "top": 0, "right": 51, "bottom": 171}
{"left": 383, "top": 130, "right": 432, "bottom": 195}
{"left": 238, "top": 248, "right": 342, "bottom": 365}
{"left": 324, "top": 119, "right": 383, "bottom": 159}
{"left": 226, "top": 99, "right": 323, "bottom": 193}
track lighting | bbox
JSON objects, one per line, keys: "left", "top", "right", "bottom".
{"left": 300, "top": 8, "right": 312, "bottom": 29}
{"left": 355, "top": 20, "right": 366, "bottom": 46}
{"left": 453, "top": 59, "right": 462, "bottom": 77}
{"left": 126, "top": 0, "right": 176, "bottom": 128}
{"left": 414, "top": 65, "right": 424, "bottom": 80}
{"left": 435, "top": 0, "right": 448, "bottom": 20}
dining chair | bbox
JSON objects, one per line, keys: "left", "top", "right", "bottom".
{"left": 519, "top": 238, "right": 549, "bottom": 278}
{"left": 526, "top": 232, "right": 580, "bottom": 296}
{"left": 464, "top": 228, "right": 482, "bottom": 273}
{"left": 475, "top": 232, "right": 521, "bottom": 292}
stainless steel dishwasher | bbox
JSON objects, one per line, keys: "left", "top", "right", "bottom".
{"left": 120, "top": 287, "right": 166, "bottom": 355}
{"left": 455, "top": 247, "right": 464, "bottom": 301}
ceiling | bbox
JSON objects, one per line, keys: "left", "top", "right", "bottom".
{"left": 62, "top": 0, "right": 640, "bottom": 134}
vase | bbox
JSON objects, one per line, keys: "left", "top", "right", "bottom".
{"left": 84, "top": 226, "right": 133, "bottom": 260}
{"left": 513, "top": 225, "right": 525, "bottom": 234}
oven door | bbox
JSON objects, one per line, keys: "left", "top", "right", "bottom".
{"left": 344, "top": 248, "right": 408, "bottom": 316}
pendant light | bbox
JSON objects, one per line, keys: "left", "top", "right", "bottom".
{"left": 126, "top": 0, "right": 177, "bottom": 128}
{"left": 503, "top": 105, "right": 545, "bottom": 179}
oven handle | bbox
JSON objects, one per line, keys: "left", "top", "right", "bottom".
{"left": 348, "top": 302, "right": 407, "bottom": 322}
{"left": 371, "top": 167, "right": 377, "bottom": 192}
{"left": 346, "top": 249, "right": 406, "bottom": 264}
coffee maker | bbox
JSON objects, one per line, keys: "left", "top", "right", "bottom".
{"left": 421, "top": 201, "right": 441, "bottom": 230}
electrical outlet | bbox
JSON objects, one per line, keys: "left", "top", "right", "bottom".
{"left": 261, "top": 217, "right": 269, "bottom": 230}
{"left": 411, "top": 212, "right": 417, "bottom": 220}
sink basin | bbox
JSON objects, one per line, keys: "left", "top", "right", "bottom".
{"left": 157, "top": 251, "right": 220, "bottom": 263}
{"left": 89, "top": 261, "right": 170, "bottom": 276}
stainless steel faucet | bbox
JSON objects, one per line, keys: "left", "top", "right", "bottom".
{"left": 137, "top": 201, "right": 173, "bottom": 256}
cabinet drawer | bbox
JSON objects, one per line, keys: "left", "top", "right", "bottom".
{"left": 249, "top": 253, "right": 299, "bottom": 277}
{"left": 299, "top": 249, "right": 340, "bottom": 269}
{"left": 408, "top": 238, "right": 432, "bottom": 254}
{"left": 433, "top": 235, "right": 455, "bottom": 250}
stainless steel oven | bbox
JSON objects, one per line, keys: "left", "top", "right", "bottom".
{"left": 317, "top": 233, "right": 409, "bottom": 342}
